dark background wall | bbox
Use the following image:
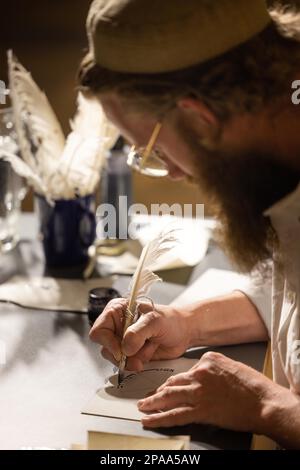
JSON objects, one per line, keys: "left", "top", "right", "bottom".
{"left": 0, "top": 0, "right": 91, "bottom": 133}
{"left": 0, "top": 0, "right": 205, "bottom": 211}
{"left": 0, "top": 0, "right": 298, "bottom": 211}
{"left": 1, "top": 0, "right": 294, "bottom": 130}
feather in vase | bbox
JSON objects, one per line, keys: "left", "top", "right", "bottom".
{"left": 7, "top": 50, "right": 65, "bottom": 182}
{"left": 0, "top": 150, "right": 48, "bottom": 198}
{"left": 6, "top": 51, "right": 119, "bottom": 200}
{"left": 54, "top": 93, "right": 119, "bottom": 199}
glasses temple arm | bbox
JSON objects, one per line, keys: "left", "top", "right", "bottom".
{"left": 140, "top": 122, "right": 162, "bottom": 168}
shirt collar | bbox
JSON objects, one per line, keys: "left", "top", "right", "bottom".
{"left": 264, "top": 181, "right": 300, "bottom": 218}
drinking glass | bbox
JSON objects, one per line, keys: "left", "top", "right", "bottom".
{"left": 0, "top": 108, "right": 27, "bottom": 252}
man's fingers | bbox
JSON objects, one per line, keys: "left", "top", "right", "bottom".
{"left": 97, "top": 330, "right": 122, "bottom": 362}
{"left": 101, "top": 347, "right": 144, "bottom": 372}
{"left": 122, "top": 311, "right": 160, "bottom": 357}
{"left": 141, "top": 407, "right": 195, "bottom": 428}
{"left": 101, "top": 339, "right": 159, "bottom": 372}
{"left": 90, "top": 298, "right": 127, "bottom": 339}
{"left": 138, "top": 385, "right": 194, "bottom": 412}
{"left": 101, "top": 347, "right": 118, "bottom": 366}
{"left": 156, "top": 372, "right": 192, "bottom": 393}
{"left": 125, "top": 357, "right": 144, "bottom": 372}
{"left": 89, "top": 299, "right": 167, "bottom": 371}
{"left": 131, "top": 341, "right": 160, "bottom": 364}
{"left": 89, "top": 298, "right": 127, "bottom": 346}
{"left": 125, "top": 342, "right": 159, "bottom": 372}
{"left": 136, "top": 301, "right": 156, "bottom": 315}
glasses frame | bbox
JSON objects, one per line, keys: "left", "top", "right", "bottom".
{"left": 127, "top": 122, "right": 169, "bottom": 178}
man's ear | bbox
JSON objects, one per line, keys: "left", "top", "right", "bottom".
{"left": 176, "top": 97, "right": 221, "bottom": 149}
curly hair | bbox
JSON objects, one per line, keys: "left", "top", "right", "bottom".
{"left": 78, "top": 7, "right": 300, "bottom": 120}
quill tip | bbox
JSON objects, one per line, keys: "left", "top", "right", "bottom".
{"left": 118, "top": 370, "right": 125, "bottom": 387}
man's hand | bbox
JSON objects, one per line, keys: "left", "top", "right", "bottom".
{"left": 89, "top": 298, "right": 192, "bottom": 372}
{"left": 138, "top": 351, "right": 300, "bottom": 447}
{"left": 89, "top": 291, "right": 269, "bottom": 372}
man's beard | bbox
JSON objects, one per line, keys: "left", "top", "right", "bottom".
{"left": 181, "top": 128, "right": 300, "bottom": 273}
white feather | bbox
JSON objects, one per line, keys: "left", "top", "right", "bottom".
{"left": 0, "top": 150, "right": 48, "bottom": 197}
{"left": 127, "top": 230, "right": 178, "bottom": 314}
{"left": 70, "top": 92, "right": 118, "bottom": 143}
{"left": 50, "top": 133, "right": 104, "bottom": 199}
{"left": 60, "top": 93, "right": 119, "bottom": 197}
{"left": 7, "top": 51, "right": 65, "bottom": 179}
{"left": 7, "top": 53, "right": 119, "bottom": 200}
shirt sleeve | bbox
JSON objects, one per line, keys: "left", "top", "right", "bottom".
{"left": 235, "top": 277, "right": 272, "bottom": 337}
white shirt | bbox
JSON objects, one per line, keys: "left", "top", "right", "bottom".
{"left": 242, "top": 183, "right": 300, "bottom": 392}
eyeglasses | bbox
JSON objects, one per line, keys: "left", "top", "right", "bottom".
{"left": 127, "top": 122, "right": 169, "bottom": 178}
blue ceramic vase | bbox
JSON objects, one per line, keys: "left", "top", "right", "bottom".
{"left": 35, "top": 194, "right": 96, "bottom": 267}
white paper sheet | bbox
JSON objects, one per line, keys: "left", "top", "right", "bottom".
{"left": 170, "top": 268, "right": 249, "bottom": 307}
{"left": 82, "top": 357, "right": 198, "bottom": 421}
{"left": 0, "top": 275, "right": 116, "bottom": 312}
{"left": 82, "top": 269, "right": 249, "bottom": 421}
{"left": 96, "top": 215, "right": 215, "bottom": 275}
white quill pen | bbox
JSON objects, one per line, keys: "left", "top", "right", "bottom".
{"left": 118, "top": 229, "right": 178, "bottom": 384}
{"left": 5, "top": 52, "right": 119, "bottom": 200}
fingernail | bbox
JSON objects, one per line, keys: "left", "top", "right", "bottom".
{"left": 137, "top": 399, "right": 145, "bottom": 408}
{"left": 141, "top": 417, "right": 153, "bottom": 427}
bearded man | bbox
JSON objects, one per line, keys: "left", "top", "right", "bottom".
{"left": 79, "top": 0, "right": 300, "bottom": 448}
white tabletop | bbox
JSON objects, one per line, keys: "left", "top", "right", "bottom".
{"left": 0, "top": 214, "right": 266, "bottom": 450}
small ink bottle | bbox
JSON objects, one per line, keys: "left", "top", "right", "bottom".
{"left": 88, "top": 287, "right": 120, "bottom": 326}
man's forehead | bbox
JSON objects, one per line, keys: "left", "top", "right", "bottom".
{"left": 99, "top": 92, "right": 156, "bottom": 145}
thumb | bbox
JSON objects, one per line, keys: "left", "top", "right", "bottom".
{"left": 122, "top": 311, "right": 160, "bottom": 357}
